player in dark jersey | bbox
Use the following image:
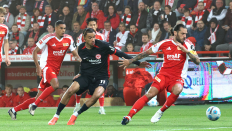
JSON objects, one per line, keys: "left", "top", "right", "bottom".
{"left": 48, "top": 28, "right": 151, "bottom": 125}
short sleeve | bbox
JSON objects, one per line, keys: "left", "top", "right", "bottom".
{"left": 76, "top": 34, "right": 83, "bottom": 47}
{"left": 4, "top": 27, "right": 9, "bottom": 40}
{"left": 36, "top": 35, "right": 51, "bottom": 49}
{"left": 151, "top": 40, "right": 166, "bottom": 53}
{"left": 68, "top": 37, "right": 76, "bottom": 52}
{"left": 105, "top": 42, "right": 117, "bottom": 55}
{"left": 186, "top": 40, "right": 197, "bottom": 55}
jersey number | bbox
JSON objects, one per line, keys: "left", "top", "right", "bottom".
{"left": 100, "top": 80, "right": 105, "bottom": 84}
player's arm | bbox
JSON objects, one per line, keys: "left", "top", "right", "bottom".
{"left": 3, "top": 39, "right": 11, "bottom": 66}
{"left": 33, "top": 46, "right": 42, "bottom": 77}
{"left": 71, "top": 49, "right": 82, "bottom": 62}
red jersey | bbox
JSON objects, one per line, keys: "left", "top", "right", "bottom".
{"left": 36, "top": 33, "right": 76, "bottom": 72}
{"left": 76, "top": 32, "right": 105, "bottom": 46}
{"left": 2, "top": 93, "right": 16, "bottom": 107}
{"left": 0, "top": 24, "right": 9, "bottom": 62}
{"left": 0, "top": 96, "right": 5, "bottom": 107}
{"left": 140, "top": 42, "right": 153, "bottom": 52}
{"left": 56, "top": 95, "right": 75, "bottom": 107}
{"left": 23, "top": 44, "right": 37, "bottom": 54}
{"left": 37, "top": 95, "right": 55, "bottom": 107}
{"left": 151, "top": 39, "right": 196, "bottom": 79}
{"left": 13, "top": 93, "right": 31, "bottom": 106}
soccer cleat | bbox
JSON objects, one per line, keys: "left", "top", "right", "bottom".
{"left": 28, "top": 104, "right": 37, "bottom": 116}
{"left": 73, "top": 103, "right": 80, "bottom": 113}
{"left": 67, "top": 115, "right": 77, "bottom": 125}
{"left": 121, "top": 116, "right": 131, "bottom": 125}
{"left": 151, "top": 110, "right": 163, "bottom": 123}
{"left": 48, "top": 116, "right": 59, "bottom": 125}
{"left": 98, "top": 107, "right": 106, "bottom": 115}
{"left": 8, "top": 108, "right": 17, "bottom": 120}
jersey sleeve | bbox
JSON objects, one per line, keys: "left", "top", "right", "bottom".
{"left": 76, "top": 34, "right": 83, "bottom": 47}
{"left": 68, "top": 36, "right": 76, "bottom": 52}
{"left": 186, "top": 40, "right": 197, "bottom": 56}
{"left": 36, "top": 35, "right": 51, "bottom": 49}
{"left": 4, "top": 27, "right": 9, "bottom": 40}
{"left": 151, "top": 40, "right": 165, "bottom": 53}
{"left": 105, "top": 43, "right": 117, "bottom": 55}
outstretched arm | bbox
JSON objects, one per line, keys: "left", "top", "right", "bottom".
{"left": 187, "top": 52, "right": 200, "bottom": 65}
{"left": 129, "top": 48, "right": 154, "bottom": 64}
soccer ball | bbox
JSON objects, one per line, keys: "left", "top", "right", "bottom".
{"left": 147, "top": 96, "right": 159, "bottom": 107}
{"left": 206, "top": 106, "right": 221, "bottom": 121}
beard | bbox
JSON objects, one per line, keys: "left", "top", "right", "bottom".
{"left": 176, "top": 34, "right": 185, "bottom": 44}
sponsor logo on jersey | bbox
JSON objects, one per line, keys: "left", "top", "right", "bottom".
{"left": 166, "top": 47, "right": 171, "bottom": 50}
{"left": 39, "top": 40, "right": 43, "bottom": 44}
{"left": 167, "top": 54, "right": 181, "bottom": 61}
{"left": 52, "top": 43, "right": 56, "bottom": 47}
{"left": 177, "top": 47, "right": 181, "bottom": 50}
{"left": 88, "top": 59, "right": 101, "bottom": 64}
{"left": 109, "top": 46, "right": 115, "bottom": 52}
{"left": 53, "top": 50, "right": 66, "bottom": 56}
{"left": 96, "top": 54, "right": 101, "bottom": 59}
{"left": 52, "top": 72, "right": 56, "bottom": 74}
{"left": 155, "top": 76, "right": 161, "bottom": 83}
{"left": 63, "top": 43, "right": 69, "bottom": 46}
{"left": 0, "top": 31, "right": 5, "bottom": 34}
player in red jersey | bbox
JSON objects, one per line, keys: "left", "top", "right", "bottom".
{"left": 120, "top": 24, "right": 200, "bottom": 125}
{"left": 8, "top": 20, "right": 81, "bottom": 120}
{"left": 0, "top": 7, "right": 11, "bottom": 66}
{"left": 74, "top": 18, "right": 106, "bottom": 114}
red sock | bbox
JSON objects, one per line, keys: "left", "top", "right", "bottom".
{"left": 99, "top": 93, "right": 104, "bottom": 107}
{"left": 14, "top": 98, "right": 36, "bottom": 112}
{"left": 76, "top": 95, "right": 81, "bottom": 103}
{"left": 160, "top": 93, "right": 179, "bottom": 112}
{"left": 128, "top": 95, "right": 149, "bottom": 118}
{"left": 34, "top": 86, "right": 55, "bottom": 105}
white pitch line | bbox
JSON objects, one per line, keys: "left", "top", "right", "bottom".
{"left": 152, "top": 127, "right": 232, "bottom": 131}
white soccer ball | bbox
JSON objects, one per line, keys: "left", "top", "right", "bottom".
{"left": 206, "top": 106, "right": 221, "bottom": 121}
{"left": 147, "top": 96, "right": 159, "bottom": 107}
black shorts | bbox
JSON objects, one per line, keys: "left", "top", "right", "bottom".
{"left": 73, "top": 75, "right": 109, "bottom": 95}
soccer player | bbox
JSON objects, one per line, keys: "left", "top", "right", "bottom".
{"left": 120, "top": 24, "right": 200, "bottom": 125}
{"left": 0, "top": 7, "right": 11, "bottom": 66}
{"left": 48, "top": 28, "right": 151, "bottom": 125}
{"left": 74, "top": 17, "right": 106, "bottom": 114}
{"left": 8, "top": 20, "right": 80, "bottom": 120}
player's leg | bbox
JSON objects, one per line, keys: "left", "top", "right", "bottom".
{"left": 98, "top": 93, "right": 105, "bottom": 114}
{"left": 8, "top": 90, "right": 43, "bottom": 120}
{"left": 73, "top": 94, "right": 82, "bottom": 113}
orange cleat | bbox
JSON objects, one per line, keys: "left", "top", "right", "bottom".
{"left": 67, "top": 115, "right": 77, "bottom": 125}
{"left": 48, "top": 117, "right": 59, "bottom": 125}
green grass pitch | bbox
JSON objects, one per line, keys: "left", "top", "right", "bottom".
{"left": 0, "top": 104, "right": 232, "bottom": 131}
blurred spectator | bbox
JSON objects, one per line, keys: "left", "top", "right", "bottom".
{"left": 132, "top": 2, "right": 148, "bottom": 33}
{"left": 38, "top": 24, "right": 54, "bottom": 40}
{"left": 59, "top": 6, "right": 72, "bottom": 32}
{"left": 204, "top": 18, "right": 225, "bottom": 56}
{"left": 13, "top": 86, "right": 30, "bottom": 106}
{"left": 15, "top": 6, "right": 31, "bottom": 36}
{"left": 175, "top": 0, "right": 197, "bottom": 17}
{"left": 126, "top": 43, "right": 134, "bottom": 52}
{"left": 81, "top": 2, "right": 105, "bottom": 30}
{"left": 30, "top": 8, "right": 43, "bottom": 31}
{"left": 223, "top": 1, "right": 232, "bottom": 29}
{"left": 74, "top": 0, "right": 92, "bottom": 12}
{"left": 140, "top": 33, "right": 153, "bottom": 52}
{"left": 211, "top": 0, "right": 225, "bottom": 10}
{"left": 103, "top": 4, "right": 120, "bottom": 30}
{"left": 23, "top": 38, "right": 37, "bottom": 54}
{"left": 161, "top": 0, "right": 179, "bottom": 11}
{"left": 9, "top": 39, "right": 22, "bottom": 55}
{"left": 0, "top": 0, "right": 8, "bottom": 7}
{"left": 72, "top": 5, "right": 88, "bottom": 30}
{"left": 193, "top": 0, "right": 212, "bottom": 11}
{"left": 56, "top": 85, "right": 75, "bottom": 107}
{"left": 50, "top": 0, "right": 61, "bottom": 13}
{"left": 2, "top": 84, "right": 16, "bottom": 107}
{"left": 190, "top": 20, "right": 208, "bottom": 51}
{"left": 207, "top": 0, "right": 227, "bottom": 25}
{"left": 58, "top": 0, "right": 76, "bottom": 17}
{"left": 37, "top": 95, "right": 55, "bottom": 107}
{"left": 148, "top": 23, "right": 162, "bottom": 44}
{"left": 41, "top": 5, "right": 58, "bottom": 32}
{"left": 21, "top": 0, "right": 35, "bottom": 16}
{"left": 127, "top": 0, "right": 139, "bottom": 15}
{"left": 9, "top": 24, "right": 25, "bottom": 48}
{"left": 181, "top": 8, "right": 194, "bottom": 29}
{"left": 24, "top": 22, "right": 43, "bottom": 47}
{"left": 0, "top": 88, "right": 4, "bottom": 107}
{"left": 163, "top": 5, "right": 177, "bottom": 27}
{"left": 9, "top": 0, "right": 21, "bottom": 17}
{"left": 69, "top": 22, "right": 83, "bottom": 43}
{"left": 34, "top": 0, "right": 49, "bottom": 14}
{"left": 100, "top": 21, "right": 117, "bottom": 45}
{"left": 216, "top": 25, "right": 232, "bottom": 53}
{"left": 159, "top": 21, "right": 171, "bottom": 41}
{"left": 3, "top": 5, "right": 14, "bottom": 30}
{"left": 126, "top": 24, "right": 142, "bottom": 52}
{"left": 192, "top": 2, "right": 210, "bottom": 28}
{"left": 144, "top": 0, "right": 162, "bottom": 8}
{"left": 99, "top": 0, "right": 123, "bottom": 15}
{"left": 121, "top": 6, "right": 132, "bottom": 29}
{"left": 105, "top": 85, "right": 117, "bottom": 97}
{"left": 147, "top": 1, "right": 165, "bottom": 29}
{"left": 225, "top": 0, "right": 230, "bottom": 8}
{"left": 114, "top": 22, "right": 129, "bottom": 52}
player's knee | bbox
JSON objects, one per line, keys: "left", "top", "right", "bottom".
{"left": 145, "top": 92, "right": 156, "bottom": 100}
{"left": 52, "top": 83, "right": 59, "bottom": 89}
{"left": 173, "top": 85, "right": 183, "bottom": 95}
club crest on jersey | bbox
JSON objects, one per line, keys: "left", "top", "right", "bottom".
{"left": 96, "top": 54, "right": 101, "bottom": 59}
{"left": 177, "top": 47, "right": 181, "bottom": 50}
{"left": 0, "top": 31, "right": 5, "bottom": 34}
{"left": 63, "top": 43, "right": 69, "bottom": 46}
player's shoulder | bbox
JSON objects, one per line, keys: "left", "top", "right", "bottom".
{"left": 64, "top": 34, "right": 73, "bottom": 39}
{"left": 41, "top": 33, "right": 56, "bottom": 41}
{"left": 95, "top": 39, "right": 111, "bottom": 47}
{"left": 0, "top": 24, "right": 8, "bottom": 29}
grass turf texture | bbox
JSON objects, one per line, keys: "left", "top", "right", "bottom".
{"left": 0, "top": 104, "right": 232, "bottom": 131}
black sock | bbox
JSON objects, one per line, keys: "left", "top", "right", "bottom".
{"left": 56, "top": 103, "right": 66, "bottom": 115}
{"left": 77, "top": 104, "right": 89, "bottom": 115}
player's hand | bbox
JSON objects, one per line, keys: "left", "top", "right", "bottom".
{"left": 118, "top": 57, "right": 130, "bottom": 70}
{"left": 73, "top": 74, "right": 81, "bottom": 80}
{"left": 5, "top": 58, "right": 11, "bottom": 66}
{"left": 139, "top": 61, "right": 152, "bottom": 68}
{"left": 177, "top": 43, "right": 188, "bottom": 53}
{"left": 75, "top": 57, "right": 82, "bottom": 62}
{"left": 36, "top": 66, "right": 42, "bottom": 78}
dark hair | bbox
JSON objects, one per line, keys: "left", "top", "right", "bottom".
{"left": 17, "top": 86, "right": 23, "bottom": 89}
{"left": 130, "top": 24, "right": 136, "bottom": 28}
{"left": 6, "top": 84, "right": 13, "bottom": 89}
{"left": 33, "top": 22, "right": 39, "bottom": 26}
{"left": 83, "top": 28, "right": 96, "bottom": 37}
{"left": 55, "top": 20, "right": 65, "bottom": 27}
{"left": 184, "top": 8, "right": 190, "bottom": 13}
{"left": 12, "top": 24, "right": 18, "bottom": 27}
{"left": 48, "top": 24, "right": 54, "bottom": 28}
{"left": 62, "top": 85, "right": 69, "bottom": 89}
{"left": 163, "top": 21, "right": 171, "bottom": 26}
{"left": 173, "top": 24, "right": 186, "bottom": 32}
{"left": 142, "top": 33, "right": 149, "bottom": 37}
{"left": 108, "top": 4, "right": 116, "bottom": 14}
{"left": 165, "top": 5, "right": 171, "bottom": 10}
{"left": 119, "top": 22, "right": 126, "bottom": 27}
{"left": 86, "top": 17, "right": 98, "bottom": 25}
{"left": 198, "top": 1, "right": 204, "bottom": 5}
{"left": 124, "top": 6, "right": 131, "bottom": 11}
{"left": 104, "top": 20, "right": 111, "bottom": 24}
{"left": 33, "top": 8, "right": 42, "bottom": 15}
{"left": 73, "top": 21, "right": 80, "bottom": 25}
{"left": 10, "top": 39, "right": 17, "bottom": 43}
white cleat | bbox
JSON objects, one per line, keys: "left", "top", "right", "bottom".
{"left": 73, "top": 103, "right": 80, "bottom": 113}
{"left": 151, "top": 109, "right": 163, "bottom": 123}
{"left": 98, "top": 107, "right": 106, "bottom": 115}
{"left": 28, "top": 104, "right": 36, "bottom": 116}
